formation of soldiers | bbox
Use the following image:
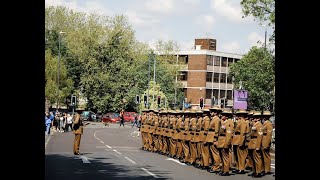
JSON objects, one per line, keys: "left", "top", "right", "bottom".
{"left": 139, "top": 106, "right": 274, "bottom": 177}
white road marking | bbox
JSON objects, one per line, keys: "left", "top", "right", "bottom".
{"left": 166, "top": 158, "right": 186, "bottom": 165}
{"left": 99, "top": 140, "right": 104, "bottom": 144}
{"left": 113, "top": 149, "right": 122, "bottom": 154}
{"left": 80, "top": 156, "right": 91, "bottom": 163}
{"left": 106, "top": 145, "right": 112, "bottom": 149}
{"left": 141, "top": 168, "right": 159, "bottom": 178}
{"left": 124, "top": 157, "right": 136, "bottom": 164}
{"left": 111, "top": 146, "right": 137, "bottom": 149}
{"left": 45, "top": 135, "right": 52, "bottom": 149}
{"left": 93, "top": 131, "right": 100, "bottom": 141}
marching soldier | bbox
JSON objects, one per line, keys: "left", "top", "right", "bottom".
{"left": 194, "top": 110, "right": 203, "bottom": 168}
{"left": 174, "top": 110, "right": 184, "bottom": 160}
{"left": 216, "top": 108, "right": 234, "bottom": 176}
{"left": 182, "top": 110, "right": 191, "bottom": 164}
{"left": 157, "top": 111, "right": 166, "bottom": 154}
{"left": 248, "top": 111, "right": 264, "bottom": 177}
{"left": 245, "top": 110, "right": 255, "bottom": 170}
{"left": 151, "top": 110, "right": 160, "bottom": 152}
{"left": 232, "top": 109, "right": 249, "bottom": 174}
{"left": 169, "top": 111, "right": 178, "bottom": 158}
{"left": 261, "top": 110, "right": 273, "bottom": 175}
{"left": 189, "top": 110, "right": 198, "bottom": 166}
{"left": 146, "top": 110, "right": 155, "bottom": 151}
{"left": 200, "top": 109, "right": 211, "bottom": 170}
{"left": 161, "top": 111, "right": 170, "bottom": 155}
{"left": 140, "top": 110, "right": 147, "bottom": 150}
{"left": 207, "top": 106, "right": 222, "bottom": 173}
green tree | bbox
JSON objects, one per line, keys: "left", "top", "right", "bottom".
{"left": 229, "top": 46, "right": 275, "bottom": 111}
{"left": 45, "top": 49, "right": 74, "bottom": 108}
{"left": 240, "top": 0, "right": 275, "bottom": 43}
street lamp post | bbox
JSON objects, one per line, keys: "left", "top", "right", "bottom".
{"left": 147, "top": 52, "right": 151, "bottom": 109}
{"left": 57, "top": 31, "right": 65, "bottom": 111}
{"left": 152, "top": 51, "right": 156, "bottom": 109}
{"left": 174, "top": 54, "right": 178, "bottom": 109}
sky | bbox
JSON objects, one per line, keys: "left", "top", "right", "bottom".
{"left": 45, "top": 0, "right": 274, "bottom": 55}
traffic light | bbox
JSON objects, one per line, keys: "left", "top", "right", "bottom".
{"left": 200, "top": 98, "right": 204, "bottom": 108}
{"left": 136, "top": 95, "right": 140, "bottom": 104}
{"left": 157, "top": 96, "right": 161, "bottom": 105}
{"left": 71, "top": 95, "right": 76, "bottom": 106}
{"left": 144, "top": 95, "right": 147, "bottom": 103}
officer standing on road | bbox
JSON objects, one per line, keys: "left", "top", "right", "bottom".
{"left": 72, "top": 114, "right": 86, "bottom": 155}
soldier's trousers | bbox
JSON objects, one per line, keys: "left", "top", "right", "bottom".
{"left": 147, "top": 133, "right": 153, "bottom": 150}
{"left": 189, "top": 142, "right": 197, "bottom": 164}
{"left": 196, "top": 142, "right": 203, "bottom": 165}
{"left": 162, "top": 136, "right": 168, "bottom": 153}
{"left": 141, "top": 132, "right": 146, "bottom": 148}
{"left": 201, "top": 142, "right": 210, "bottom": 167}
{"left": 209, "top": 143, "right": 221, "bottom": 171}
{"left": 237, "top": 145, "right": 248, "bottom": 171}
{"left": 153, "top": 134, "right": 158, "bottom": 152}
{"left": 182, "top": 140, "right": 190, "bottom": 162}
{"left": 170, "top": 138, "right": 177, "bottom": 156}
{"left": 262, "top": 147, "right": 271, "bottom": 173}
{"left": 219, "top": 148, "right": 231, "bottom": 173}
{"left": 249, "top": 149, "right": 263, "bottom": 174}
{"left": 233, "top": 145, "right": 239, "bottom": 170}
{"left": 73, "top": 134, "right": 81, "bottom": 154}
{"left": 176, "top": 140, "right": 183, "bottom": 158}
{"left": 158, "top": 135, "right": 163, "bottom": 152}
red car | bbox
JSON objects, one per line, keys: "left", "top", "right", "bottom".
{"left": 123, "top": 112, "right": 137, "bottom": 123}
{"left": 101, "top": 112, "right": 121, "bottom": 123}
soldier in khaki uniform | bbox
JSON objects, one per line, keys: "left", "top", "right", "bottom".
{"left": 207, "top": 106, "right": 222, "bottom": 173}
{"left": 151, "top": 110, "right": 160, "bottom": 152}
{"left": 248, "top": 111, "right": 264, "bottom": 177}
{"left": 161, "top": 111, "right": 170, "bottom": 155}
{"left": 157, "top": 111, "right": 166, "bottom": 154}
{"left": 200, "top": 109, "right": 211, "bottom": 170}
{"left": 73, "top": 114, "right": 84, "bottom": 155}
{"left": 188, "top": 110, "right": 198, "bottom": 166}
{"left": 169, "top": 111, "right": 178, "bottom": 158}
{"left": 140, "top": 110, "right": 148, "bottom": 150}
{"left": 146, "top": 110, "right": 155, "bottom": 151}
{"left": 245, "top": 110, "right": 255, "bottom": 170}
{"left": 193, "top": 110, "right": 203, "bottom": 168}
{"left": 232, "top": 109, "right": 249, "bottom": 174}
{"left": 182, "top": 110, "right": 191, "bottom": 164}
{"left": 216, "top": 109, "right": 234, "bottom": 176}
{"left": 261, "top": 110, "right": 273, "bottom": 175}
{"left": 175, "top": 111, "right": 184, "bottom": 160}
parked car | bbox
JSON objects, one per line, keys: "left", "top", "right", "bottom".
{"left": 123, "top": 112, "right": 137, "bottom": 123}
{"left": 95, "top": 112, "right": 103, "bottom": 121}
{"left": 101, "top": 112, "right": 121, "bottom": 123}
{"left": 80, "top": 111, "right": 94, "bottom": 121}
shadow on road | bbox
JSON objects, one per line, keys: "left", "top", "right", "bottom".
{"left": 45, "top": 153, "right": 171, "bottom": 180}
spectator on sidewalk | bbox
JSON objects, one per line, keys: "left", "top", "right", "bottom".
{"left": 45, "top": 112, "right": 52, "bottom": 136}
{"left": 65, "top": 113, "right": 73, "bottom": 132}
{"left": 132, "top": 114, "right": 138, "bottom": 128}
{"left": 119, "top": 110, "right": 125, "bottom": 127}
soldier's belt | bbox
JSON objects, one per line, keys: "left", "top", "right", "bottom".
{"left": 196, "top": 130, "right": 200, "bottom": 132}
{"left": 184, "top": 133, "right": 188, "bottom": 135}
{"left": 219, "top": 134, "right": 226, "bottom": 136}
{"left": 169, "top": 127, "right": 173, "bottom": 129}
{"left": 201, "top": 128, "right": 204, "bottom": 131}
{"left": 263, "top": 133, "right": 267, "bottom": 135}
{"left": 189, "top": 128, "right": 192, "bottom": 131}
{"left": 178, "top": 139, "right": 182, "bottom": 142}
{"left": 251, "top": 136, "right": 257, "bottom": 138}
{"left": 208, "top": 129, "right": 214, "bottom": 132}
{"left": 150, "top": 125, "right": 154, "bottom": 127}
{"left": 190, "top": 132, "right": 194, "bottom": 135}
{"left": 235, "top": 132, "right": 240, "bottom": 135}
{"left": 204, "top": 132, "right": 208, "bottom": 135}
{"left": 195, "top": 132, "right": 200, "bottom": 135}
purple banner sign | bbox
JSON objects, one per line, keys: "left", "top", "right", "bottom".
{"left": 233, "top": 90, "right": 248, "bottom": 110}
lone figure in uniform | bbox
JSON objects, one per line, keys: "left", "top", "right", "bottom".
{"left": 73, "top": 114, "right": 89, "bottom": 155}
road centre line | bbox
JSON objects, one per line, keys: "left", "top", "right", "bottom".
{"left": 45, "top": 135, "right": 52, "bottom": 149}
{"left": 141, "top": 168, "right": 159, "bottom": 178}
{"left": 106, "top": 145, "right": 112, "bottom": 148}
{"left": 124, "top": 157, "right": 136, "bottom": 164}
{"left": 166, "top": 158, "right": 186, "bottom": 165}
{"left": 113, "top": 149, "right": 122, "bottom": 154}
{"left": 80, "top": 156, "right": 91, "bottom": 163}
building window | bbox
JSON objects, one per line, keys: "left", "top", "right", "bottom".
{"left": 221, "top": 57, "right": 227, "bottom": 67}
{"left": 206, "top": 89, "right": 212, "bottom": 99}
{"left": 220, "top": 73, "right": 226, "bottom": 83}
{"left": 213, "top": 89, "right": 219, "bottom": 99}
{"left": 214, "top": 56, "right": 220, "bottom": 66}
{"left": 206, "top": 72, "right": 213, "bottom": 82}
{"left": 179, "top": 71, "right": 188, "bottom": 81}
{"left": 206, "top": 55, "right": 213, "bottom": 65}
{"left": 228, "top": 58, "right": 234, "bottom": 67}
{"left": 227, "top": 90, "right": 232, "bottom": 100}
{"left": 178, "top": 55, "right": 188, "bottom": 64}
{"left": 220, "top": 90, "right": 226, "bottom": 99}
{"left": 213, "top": 73, "right": 219, "bottom": 83}
{"left": 227, "top": 75, "right": 232, "bottom": 84}
{"left": 234, "top": 58, "right": 240, "bottom": 63}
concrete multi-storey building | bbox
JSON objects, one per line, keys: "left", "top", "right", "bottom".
{"left": 176, "top": 38, "right": 243, "bottom": 108}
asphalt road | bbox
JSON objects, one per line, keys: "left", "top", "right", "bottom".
{"left": 45, "top": 122, "right": 275, "bottom": 180}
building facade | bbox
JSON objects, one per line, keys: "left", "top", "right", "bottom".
{"left": 176, "top": 38, "right": 243, "bottom": 108}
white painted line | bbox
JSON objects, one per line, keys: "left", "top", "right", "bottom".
{"left": 106, "top": 145, "right": 112, "bottom": 149}
{"left": 100, "top": 140, "right": 104, "bottom": 144}
{"left": 80, "top": 156, "right": 91, "bottom": 163}
{"left": 124, "top": 156, "right": 136, "bottom": 164}
{"left": 166, "top": 158, "right": 186, "bottom": 165}
{"left": 45, "top": 135, "right": 52, "bottom": 149}
{"left": 141, "top": 168, "right": 159, "bottom": 178}
{"left": 93, "top": 131, "right": 100, "bottom": 141}
{"left": 111, "top": 146, "right": 137, "bottom": 149}
{"left": 113, "top": 149, "right": 122, "bottom": 154}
